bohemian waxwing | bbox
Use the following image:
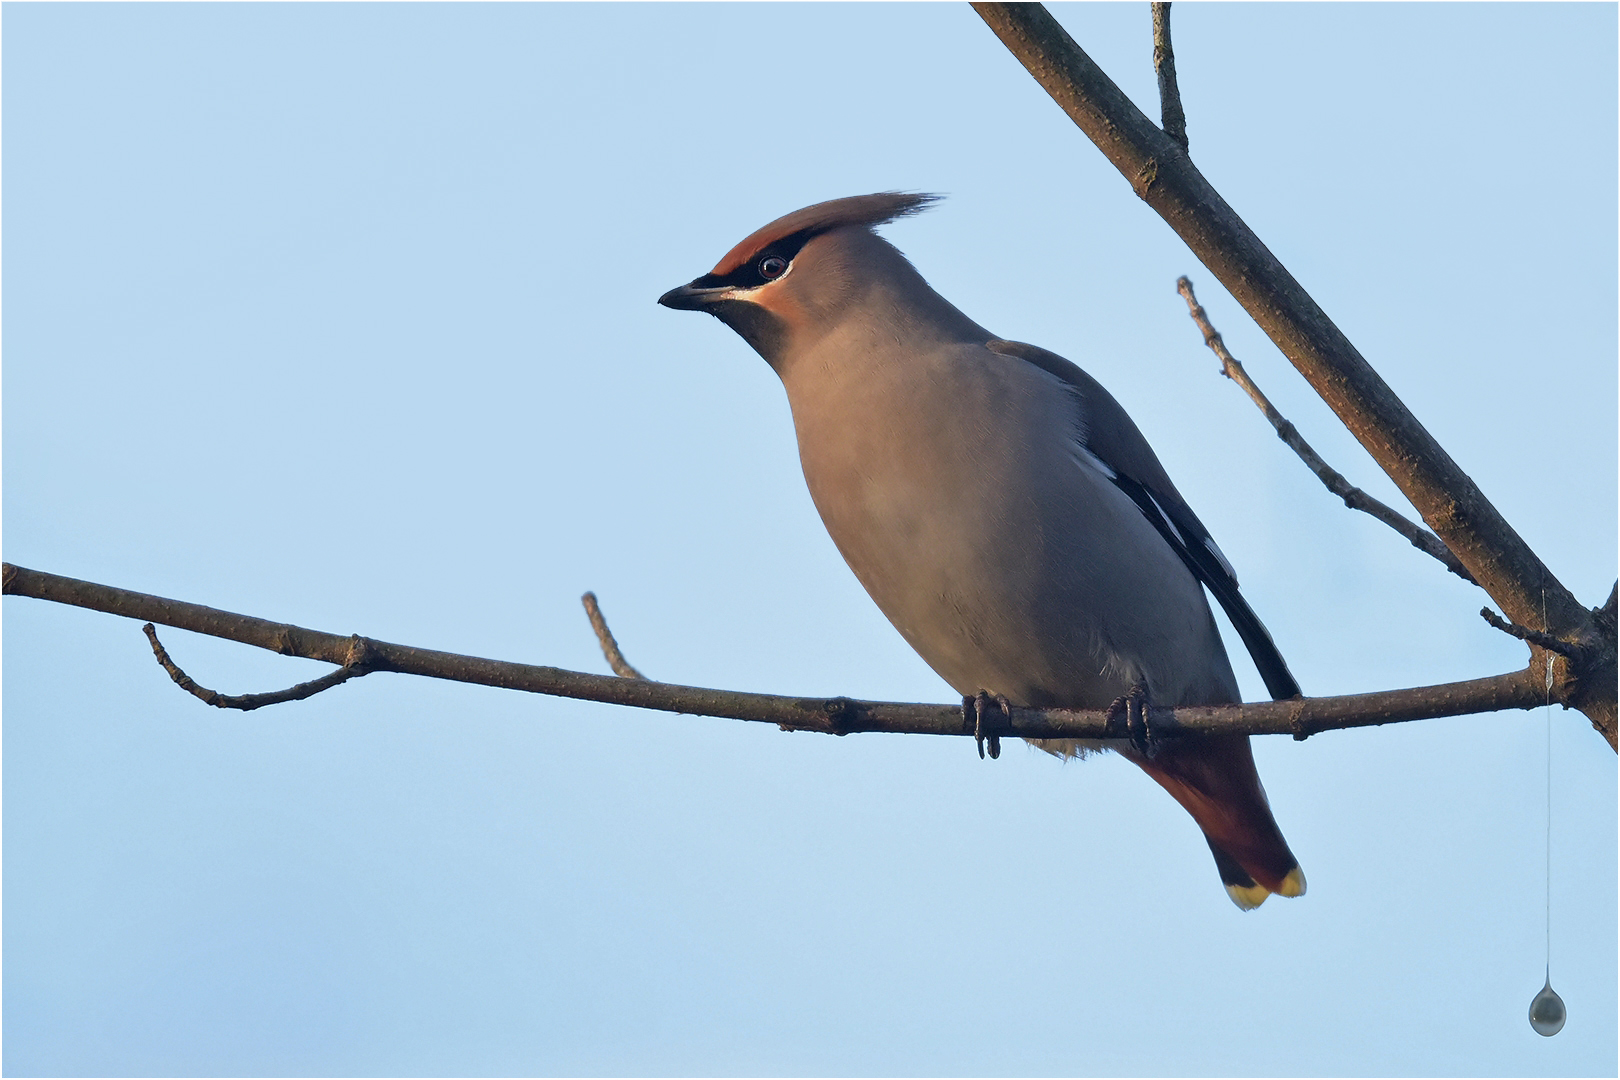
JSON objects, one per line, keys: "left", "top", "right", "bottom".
{"left": 659, "top": 192, "right": 1305, "bottom": 909}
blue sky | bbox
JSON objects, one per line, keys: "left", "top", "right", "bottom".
{"left": 4, "top": 3, "right": 1615, "bottom": 1075}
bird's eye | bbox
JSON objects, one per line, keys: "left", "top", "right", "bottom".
{"left": 759, "top": 256, "right": 788, "bottom": 280}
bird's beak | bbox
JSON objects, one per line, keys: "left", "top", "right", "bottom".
{"left": 657, "top": 280, "right": 729, "bottom": 311}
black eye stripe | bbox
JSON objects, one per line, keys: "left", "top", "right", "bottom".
{"left": 691, "top": 229, "right": 817, "bottom": 291}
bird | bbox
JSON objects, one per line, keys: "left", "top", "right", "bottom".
{"left": 658, "top": 192, "right": 1305, "bottom": 909}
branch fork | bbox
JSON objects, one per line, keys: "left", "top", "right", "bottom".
{"left": 143, "top": 622, "right": 377, "bottom": 712}
{"left": 1175, "top": 276, "right": 1476, "bottom": 584}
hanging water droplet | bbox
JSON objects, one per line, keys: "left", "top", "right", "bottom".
{"left": 1529, "top": 978, "right": 1566, "bottom": 1036}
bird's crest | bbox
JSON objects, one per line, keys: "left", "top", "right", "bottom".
{"left": 711, "top": 192, "right": 940, "bottom": 275}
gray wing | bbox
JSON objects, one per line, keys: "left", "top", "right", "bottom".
{"left": 987, "top": 338, "right": 1301, "bottom": 701}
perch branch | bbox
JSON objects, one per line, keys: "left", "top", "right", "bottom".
{"left": 1176, "top": 276, "right": 1475, "bottom": 584}
{"left": 142, "top": 622, "right": 373, "bottom": 711}
{"left": 581, "top": 592, "right": 646, "bottom": 679}
{"left": 970, "top": 2, "right": 1614, "bottom": 748}
{"left": 1151, "top": 3, "right": 1187, "bottom": 151}
{"left": 3, "top": 562, "right": 1554, "bottom": 742}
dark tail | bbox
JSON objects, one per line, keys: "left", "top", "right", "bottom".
{"left": 1122, "top": 734, "right": 1305, "bottom": 909}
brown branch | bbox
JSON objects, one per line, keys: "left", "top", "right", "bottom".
{"left": 1176, "top": 276, "right": 1476, "bottom": 585}
{"left": 1151, "top": 3, "right": 1187, "bottom": 151}
{"left": 3, "top": 562, "right": 1555, "bottom": 742}
{"left": 970, "top": 2, "right": 1615, "bottom": 749}
{"left": 1480, "top": 608, "right": 1584, "bottom": 659}
{"left": 142, "top": 622, "right": 373, "bottom": 711}
{"left": 581, "top": 592, "right": 646, "bottom": 679}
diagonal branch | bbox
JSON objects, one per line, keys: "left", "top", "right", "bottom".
{"left": 3, "top": 562, "right": 1553, "bottom": 743}
{"left": 1151, "top": 3, "right": 1187, "bottom": 151}
{"left": 1176, "top": 276, "right": 1475, "bottom": 584}
{"left": 970, "top": 2, "right": 1614, "bottom": 747}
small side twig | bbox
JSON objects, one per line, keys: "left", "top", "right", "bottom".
{"left": 1479, "top": 608, "right": 1585, "bottom": 659}
{"left": 1176, "top": 276, "right": 1477, "bottom": 586}
{"left": 1151, "top": 3, "right": 1188, "bottom": 151}
{"left": 141, "top": 622, "right": 373, "bottom": 711}
{"left": 581, "top": 592, "right": 645, "bottom": 679}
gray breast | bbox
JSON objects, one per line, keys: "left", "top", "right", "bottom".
{"left": 781, "top": 337, "right": 1238, "bottom": 711}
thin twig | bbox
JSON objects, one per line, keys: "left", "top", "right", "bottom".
{"left": 581, "top": 592, "right": 645, "bottom": 679}
{"left": 1151, "top": 3, "right": 1187, "bottom": 151}
{"left": 1176, "top": 276, "right": 1477, "bottom": 585}
{"left": 1480, "top": 608, "right": 1584, "bottom": 659}
{"left": 141, "top": 622, "right": 373, "bottom": 711}
{"left": 3, "top": 562, "right": 1557, "bottom": 741}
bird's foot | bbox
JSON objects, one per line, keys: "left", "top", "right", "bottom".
{"left": 1107, "top": 683, "right": 1157, "bottom": 758}
{"left": 961, "top": 691, "right": 1010, "bottom": 759}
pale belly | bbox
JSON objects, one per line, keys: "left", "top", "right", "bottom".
{"left": 784, "top": 342, "right": 1238, "bottom": 712}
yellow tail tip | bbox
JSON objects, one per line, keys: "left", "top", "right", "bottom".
{"left": 1225, "top": 866, "right": 1305, "bottom": 909}
{"left": 1225, "top": 882, "right": 1269, "bottom": 910}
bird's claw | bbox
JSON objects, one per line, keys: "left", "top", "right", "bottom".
{"left": 1108, "top": 684, "right": 1158, "bottom": 758}
{"left": 962, "top": 690, "right": 1010, "bottom": 759}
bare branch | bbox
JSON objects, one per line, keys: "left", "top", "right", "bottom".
{"left": 1151, "top": 3, "right": 1187, "bottom": 151}
{"left": 1480, "top": 607, "right": 1584, "bottom": 659}
{"left": 581, "top": 591, "right": 646, "bottom": 679}
{"left": 1176, "top": 276, "right": 1475, "bottom": 585}
{"left": 142, "top": 622, "right": 373, "bottom": 711}
{"left": 4, "top": 562, "right": 1554, "bottom": 742}
{"left": 969, "top": 2, "right": 1615, "bottom": 747}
